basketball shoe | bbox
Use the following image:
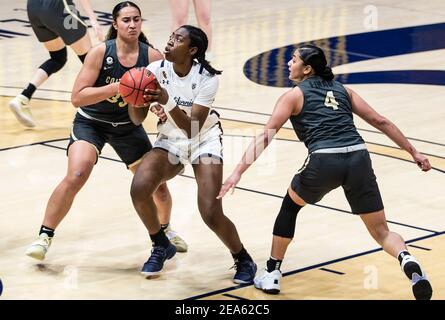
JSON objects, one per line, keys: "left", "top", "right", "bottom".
{"left": 232, "top": 259, "right": 257, "bottom": 284}
{"left": 25, "top": 233, "right": 52, "bottom": 260}
{"left": 164, "top": 226, "right": 188, "bottom": 252}
{"left": 400, "top": 255, "right": 433, "bottom": 300}
{"left": 9, "top": 94, "right": 35, "bottom": 127}
{"left": 141, "top": 243, "right": 177, "bottom": 276}
{"left": 254, "top": 268, "right": 282, "bottom": 294}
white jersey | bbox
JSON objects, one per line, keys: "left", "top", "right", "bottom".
{"left": 146, "top": 59, "right": 220, "bottom": 139}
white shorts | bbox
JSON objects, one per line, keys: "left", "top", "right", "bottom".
{"left": 153, "top": 123, "right": 223, "bottom": 165}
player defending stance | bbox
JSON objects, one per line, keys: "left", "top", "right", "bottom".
{"left": 218, "top": 44, "right": 433, "bottom": 300}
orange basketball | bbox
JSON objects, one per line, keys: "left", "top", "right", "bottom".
{"left": 119, "top": 67, "right": 158, "bottom": 107}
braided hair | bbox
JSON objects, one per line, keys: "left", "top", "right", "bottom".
{"left": 106, "top": 1, "right": 152, "bottom": 47}
{"left": 298, "top": 44, "right": 334, "bottom": 81}
{"left": 181, "top": 25, "right": 222, "bottom": 75}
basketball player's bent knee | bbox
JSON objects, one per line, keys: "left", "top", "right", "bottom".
{"left": 202, "top": 214, "right": 219, "bottom": 230}
{"left": 40, "top": 47, "right": 68, "bottom": 76}
{"left": 64, "top": 170, "right": 88, "bottom": 190}
{"left": 131, "top": 177, "right": 157, "bottom": 203}
{"left": 273, "top": 191, "right": 304, "bottom": 238}
{"left": 201, "top": 206, "right": 221, "bottom": 230}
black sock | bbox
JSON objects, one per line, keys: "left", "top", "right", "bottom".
{"left": 266, "top": 257, "right": 282, "bottom": 272}
{"left": 160, "top": 223, "right": 169, "bottom": 231}
{"left": 398, "top": 250, "right": 423, "bottom": 280}
{"left": 398, "top": 250, "right": 411, "bottom": 264}
{"left": 39, "top": 225, "right": 55, "bottom": 238}
{"left": 78, "top": 53, "right": 87, "bottom": 63}
{"left": 21, "top": 83, "right": 36, "bottom": 99}
{"left": 232, "top": 245, "right": 252, "bottom": 262}
{"left": 149, "top": 229, "right": 170, "bottom": 248}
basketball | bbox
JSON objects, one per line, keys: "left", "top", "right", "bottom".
{"left": 119, "top": 67, "right": 158, "bottom": 106}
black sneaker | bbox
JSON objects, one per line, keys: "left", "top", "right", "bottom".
{"left": 402, "top": 255, "right": 433, "bottom": 300}
{"left": 232, "top": 260, "right": 257, "bottom": 284}
{"left": 141, "top": 243, "right": 176, "bottom": 276}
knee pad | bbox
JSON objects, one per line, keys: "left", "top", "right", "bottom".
{"left": 40, "top": 47, "right": 68, "bottom": 76}
{"left": 272, "top": 192, "right": 303, "bottom": 238}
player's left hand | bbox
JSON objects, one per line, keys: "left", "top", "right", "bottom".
{"left": 150, "top": 103, "right": 167, "bottom": 123}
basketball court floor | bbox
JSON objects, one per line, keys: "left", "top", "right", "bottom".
{"left": 0, "top": 0, "right": 444, "bottom": 300}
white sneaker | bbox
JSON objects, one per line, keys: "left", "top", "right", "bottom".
{"left": 164, "top": 226, "right": 188, "bottom": 253}
{"left": 25, "top": 233, "right": 52, "bottom": 260}
{"left": 9, "top": 94, "right": 36, "bottom": 127}
{"left": 254, "top": 268, "right": 281, "bottom": 294}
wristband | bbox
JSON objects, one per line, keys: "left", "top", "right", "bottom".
{"left": 163, "top": 96, "right": 177, "bottom": 112}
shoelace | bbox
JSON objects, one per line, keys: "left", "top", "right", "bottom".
{"left": 37, "top": 237, "right": 51, "bottom": 246}
{"left": 148, "top": 247, "right": 166, "bottom": 262}
{"left": 230, "top": 260, "right": 250, "bottom": 271}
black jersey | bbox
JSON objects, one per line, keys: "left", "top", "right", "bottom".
{"left": 80, "top": 39, "right": 149, "bottom": 123}
{"left": 289, "top": 76, "right": 364, "bottom": 153}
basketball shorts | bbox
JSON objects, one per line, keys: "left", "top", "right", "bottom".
{"left": 153, "top": 123, "right": 223, "bottom": 165}
{"left": 68, "top": 112, "right": 152, "bottom": 168}
{"left": 291, "top": 147, "right": 384, "bottom": 214}
{"left": 27, "top": 0, "right": 87, "bottom": 45}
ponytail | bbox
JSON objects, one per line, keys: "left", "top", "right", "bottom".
{"left": 105, "top": 26, "right": 117, "bottom": 41}
{"left": 298, "top": 44, "right": 335, "bottom": 81}
{"left": 320, "top": 66, "right": 334, "bottom": 81}
{"left": 196, "top": 54, "right": 222, "bottom": 75}
{"left": 181, "top": 25, "right": 222, "bottom": 76}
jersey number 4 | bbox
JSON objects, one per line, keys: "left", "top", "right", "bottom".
{"left": 324, "top": 91, "right": 339, "bottom": 110}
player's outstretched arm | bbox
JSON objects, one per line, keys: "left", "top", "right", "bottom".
{"left": 347, "top": 87, "right": 431, "bottom": 172}
{"left": 218, "top": 88, "right": 301, "bottom": 199}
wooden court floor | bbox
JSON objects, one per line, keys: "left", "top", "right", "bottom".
{"left": 0, "top": 0, "right": 444, "bottom": 300}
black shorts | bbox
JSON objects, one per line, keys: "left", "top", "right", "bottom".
{"left": 27, "top": 0, "right": 87, "bottom": 45}
{"left": 68, "top": 113, "right": 152, "bottom": 168}
{"left": 291, "top": 150, "right": 384, "bottom": 214}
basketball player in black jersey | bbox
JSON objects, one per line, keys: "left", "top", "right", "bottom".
{"left": 9, "top": 0, "right": 104, "bottom": 127}
{"left": 25, "top": 1, "right": 188, "bottom": 264}
{"left": 218, "top": 45, "right": 433, "bottom": 300}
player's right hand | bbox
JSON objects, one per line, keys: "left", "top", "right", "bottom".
{"left": 413, "top": 152, "right": 431, "bottom": 172}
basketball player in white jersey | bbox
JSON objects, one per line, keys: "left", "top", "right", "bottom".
{"left": 128, "top": 25, "right": 257, "bottom": 283}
